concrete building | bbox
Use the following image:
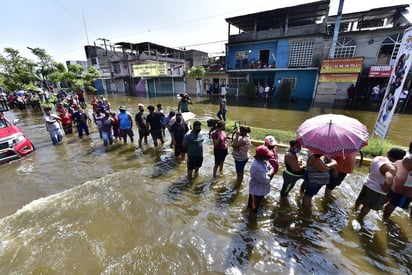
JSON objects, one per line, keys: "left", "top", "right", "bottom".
{"left": 84, "top": 42, "right": 186, "bottom": 97}
{"left": 224, "top": 0, "right": 411, "bottom": 104}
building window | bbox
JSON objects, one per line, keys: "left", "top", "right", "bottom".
{"left": 377, "top": 33, "right": 402, "bottom": 65}
{"left": 334, "top": 38, "right": 356, "bottom": 58}
{"left": 112, "top": 64, "right": 121, "bottom": 73}
{"left": 289, "top": 41, "right": 315, "bottom": 68}
{"left": 281, "top": 77, "right": 297, "bottom": 89}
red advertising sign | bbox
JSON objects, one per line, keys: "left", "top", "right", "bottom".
{"left": 368, "top": 65, "right": 393, "bottom": 78}
{"left": 320, "top": 57, "right": 364, "bottom": 73}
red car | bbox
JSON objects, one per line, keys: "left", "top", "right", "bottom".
{"left": 0, "top": 112, "right": 35, "bottom": 163}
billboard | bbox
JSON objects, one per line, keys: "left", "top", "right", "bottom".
{"left": 368, "top": 65, "right": 393, "bottom": 78}
{"left": 319, "top": 57, "right": 364, "bottom": 83}
{"left": 320, "top": 57, "right": 364, "bottom": 74}
{"left": 318, "top": 73, "right": 359, "bottom": 83}
{"left": 374, "top": 27, "right": 412, "bottom": 139}
{"left": 132, "top": 63, "right": 168, "bottom": 77}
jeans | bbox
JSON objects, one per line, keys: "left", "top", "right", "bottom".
{"left": 217, "top": 110, "right": 226, "bottom": 121}
{"left": 76, "top": 124, "right": 89, "bottom": 137}
{"left": 102, "top": 130, "right": 113, "bottom": 146}
{"left": 49, "top": 128, "right": 63, "bottom": 145}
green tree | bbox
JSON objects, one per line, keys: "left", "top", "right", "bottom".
{"left": 278, "top": 81, "right": 292, "bottom": 103}
{"left": 51, "top": 64, "right": 100, "bottom": 93}
{"left": 0, "top": 47, "right": 38, "bottom": 91}
{"left": 83, "top": 66, "right": 100, "bottom": 92}
{"left": 27, "top": 47, "right": 56, "bottom": 86}
{"left": 187, "top": 65, "right": 205, "bottom": 95}
{"left": 242, "top": 81, "right": 256, "bottom": 100}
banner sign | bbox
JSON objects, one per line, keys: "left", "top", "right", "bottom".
{"left": 132, "top": 63, "right": 168, "bottom": 77}
{"left": 368, "top": 65, "right": 393, "bottom": 78}
{"left": 374, "top": 27, "right": 412, "bottom": 139}
{"left": 320, "top": 57, "right": 364, "bottom": 73}
{"left": 318, "top": 73, "right": 359, "bottom": 83}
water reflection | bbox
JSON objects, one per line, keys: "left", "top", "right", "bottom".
{"left": 0, "top": 94, "right": 411, "bottom": 273}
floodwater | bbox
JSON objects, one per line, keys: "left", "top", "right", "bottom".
{"left": 0, "top": 94, "right": 411, "bottom": 274}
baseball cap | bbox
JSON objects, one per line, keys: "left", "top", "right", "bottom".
{"left": 255, "top": 145, "right": 273, "bottom": 158}
{"left": 264, "top": 135, "right": 277, "bottom": 146}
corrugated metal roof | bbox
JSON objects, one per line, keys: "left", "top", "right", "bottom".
{"left": 225, "top": 0, "right": 330, "bottom": 31}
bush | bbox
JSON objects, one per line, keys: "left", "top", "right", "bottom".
{"left": 242, "top": 81, "right": 256, "bottom": 100}
{"left": 278, "top": 81, "right": 291, "bottom": 103}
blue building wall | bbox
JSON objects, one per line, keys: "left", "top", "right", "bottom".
{"left": 94, "top": 79, "right": 104, "bottom": 95}
{"left": 227, "top": 42, "right": 277, "bottom": 70}
{"left": 274, "top": 70, "right": 318, "bottom": 100}
{"left": 276, "top": 40, "right": 289, "bottom": 68}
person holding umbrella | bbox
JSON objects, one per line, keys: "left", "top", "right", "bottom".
{"left": 325, "top": 152, "right": 357, "bottom": 198}
{"left": 302, "top": 154, "right": 337, "bottom": 209}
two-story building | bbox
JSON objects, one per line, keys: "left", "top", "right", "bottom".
{"left": 224, "top": 0, "right": 411, "bottom": 104}
{"left": 85, "top": 42, "right": 186, "bottom": 97}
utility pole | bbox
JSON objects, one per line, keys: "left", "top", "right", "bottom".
{"left": 97, "top": 38, "right": 110, "bottom": 56}
{"left": 329, "top": 0, "right": 345, "bottom": 58}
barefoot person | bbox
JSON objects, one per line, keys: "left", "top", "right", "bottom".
{"left": 248, "top": 145, "right": 276, "bottom": 216}
{"left": 383, "top": 142, "right": 412, "bottom": 220}
{"left": 211, "top": 120, "right": 228, "bottom": 177}
{"left": 232, "top": 126, "right": 251, "bottom": 189}
{"left": 280, "top": 139, "right": 305, "bottom": 197}
{"left": 354, "top": 148, "right": 405, "bottom": 223}
{"left": 43, "top": 107, "right": 63, "bottom": 145}
{"left": 182, "top": 121, "right": 203, "bottom": 180}
{"left": 302, "top": 154, "right": 337, "bottom": 209}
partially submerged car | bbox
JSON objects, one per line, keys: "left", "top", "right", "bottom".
{"left": 0, "top": 112, "right": 35, "bottom": 163}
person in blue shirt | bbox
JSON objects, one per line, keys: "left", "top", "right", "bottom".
{"left": 118, "top": 105, "right": 134, "bottom": 144}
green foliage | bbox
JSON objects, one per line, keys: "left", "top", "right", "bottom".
{"left": 242, "top": 81, "right": 256, "bottom": 100}
{"left": 360, "top": 137, "right": 405, "bottom": 157}
{"left": 27, "top": 47, "right": 56, "bottom": 84}
{"left": 0, "top": 47, "right": 37, "bottom": 91}
{"left": 1, "top": 47, "right": 100, "bottom": 93}
{"left": 187, "top": 66, "right": 205, "bottom": 80}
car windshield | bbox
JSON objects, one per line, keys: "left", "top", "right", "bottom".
{"left": 0, "top": 118, "right": 10, "bottom": 129}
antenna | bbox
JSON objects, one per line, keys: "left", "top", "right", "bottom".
{"left": 83, "top": 13, "right": 90, "bottom": 45}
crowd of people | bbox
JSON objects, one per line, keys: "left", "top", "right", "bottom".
{"left": 6, "top": 87, "right": 412, "bottom": 226}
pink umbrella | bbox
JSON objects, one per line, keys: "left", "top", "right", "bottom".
{"left": 296, "top": 114, "right": 369, "bottom": 157}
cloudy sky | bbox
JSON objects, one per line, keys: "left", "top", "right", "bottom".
{"left": 1, "top": 0, "right": 411, "bottom": 63}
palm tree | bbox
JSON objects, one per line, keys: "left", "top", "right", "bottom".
{"left": 187, "top": 65, "right": 205, "bottom": 96}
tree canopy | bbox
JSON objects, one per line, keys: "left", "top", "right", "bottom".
{"left": 0, "top": 47, "right": 100, "bottom": 93}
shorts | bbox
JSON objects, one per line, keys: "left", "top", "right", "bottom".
{"left": 326, "top": 172, "right": 347, "bottom": 191}
{"left": 187, "top": 156, "right": 203, "bottom": 170}
{"left": 174, "top": 143, "right": 186, "bottom": 157}
{"left": 235, "top": 159, "right": 248, "bottom": 173}
{"left": 138, "top": 127, "right": 149, "bottom": 137}
{"left": 387, "top": 190, "right": 412, "bottom": 209}
{"left": 214, "top": 148, "right": 228, "bottom": 164}
{"left": 247, "top": 194, "right": 264, "bottom": 214}
{"left": 120, "top": 128, "right": 134, "bottom": 138}
{"left": 304, "top": 180, "right": 325, "bottom": 197}
{"left": 150, "top": 129, "right": 162, "bottom": 140}
{"left": 357, "top": 185, "right": 386, "bottom": 211}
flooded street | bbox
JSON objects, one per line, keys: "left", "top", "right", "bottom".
{"left": 0, "top": 94, "right": 411, "bottom": 274}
